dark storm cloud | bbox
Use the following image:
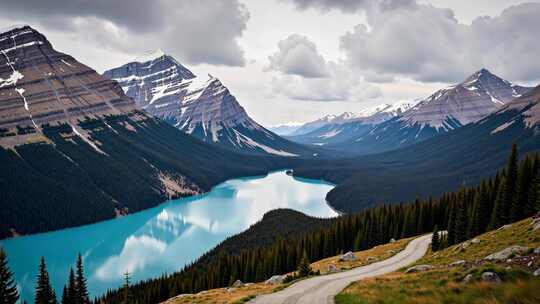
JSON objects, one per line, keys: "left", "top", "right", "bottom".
{"left": 0, "top": 0, "right": 249, "bottom": 67}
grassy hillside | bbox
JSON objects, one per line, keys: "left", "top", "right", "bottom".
{"left": 163, "top": 237, "right": 414, "bottom": 304}
{"left": 336, "top": 217, "right": 540, "bottom": 304}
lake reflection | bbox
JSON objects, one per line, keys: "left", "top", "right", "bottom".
{"left": 1, "top": 171, "right": 336, "bottom": 302}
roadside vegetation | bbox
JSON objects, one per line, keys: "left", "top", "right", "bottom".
{"left": 336, "top": 217, "right": 540, "bottom": 304}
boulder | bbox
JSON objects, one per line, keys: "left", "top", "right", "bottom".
{"left": 390, "top": 238, "right": 396, "bottom": 243}
{"left": 481, "top": 272, "right": 501, "bottom": 284}
{"left": 497, "top": 224, "right": 512, "bottom": 231}
{"left": 327, "top": 264, "right": 339, "bottom": 273}
{"left": 232, "top": 280, "right": 244, "bottom": 288}
{"left": 462, "top": 274, "right": 474, "bottom": 283}
{"left": 534, "top": 268, "right": 540, "bottom": 276}
{"left": 534, "top": 247, "right": 540, "bottom": 254}
{"left": 226, "top": 287, "right": 236, "bottom": 293}
{"left": 405, "top": 264, "right": 434, "bottom": 273}
{"left": 449, "top": 260, "right": 467, "bottom": 267}
{"left": 471, "top": 238, "right": 481, "bottom": 244}
{"left": 339, "top": 251, "right": 357, "bottom": 262}
{"left": 265, "top": 275, "right": 285, "bottom": 285}
{"left": 387, "top": 250, "right": 396, "bottom": 255}
{"left": 484, "top": 246, "right": 530, "bottom": 261}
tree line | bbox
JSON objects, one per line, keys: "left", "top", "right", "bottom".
{"left": 1, "top": 145, "right": 538, "bottom": 303}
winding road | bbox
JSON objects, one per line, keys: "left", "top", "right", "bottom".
{"left": 250, "top": 234, "right": 432, "bottom": 304}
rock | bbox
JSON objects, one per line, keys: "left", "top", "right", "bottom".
{"left": 449, "top": 260, "right": 467, "bottom": 267}
{"left": 405, "top": 265, "right": 435, "bottom": 273}
{"left": 390, "top": 238, "right": 396, "bottom": 243}
{"left": 534, "top": 268, "right": 540, "bottom": 276}
{"left": 226, "top": 287, "right": 236, "bottom": 293}
{"left": 327, "top": 264, "right": 339, "bottom": 273}
{"left": 265, "top": 275, "right": 285, "bottom": 285}
{"left": 535, "top": 247, "right": 540, "bottom": 254}
{"left": 462, "top": 274, "right": 474, "bottom": 283}
{"left": 339, "top": 251, "right": 357, "bottom": 262}
{"left": 245, "top": 283, "right": 255, "bottom": 287}
{"left": 387, "top": 250, "right": 396, "bottom": 255}
{"left": 366, "top": 256, "right": 378, "bottom": 262}
{"left": 497, "top": 224, "right": 512, "bottom": 230}
{"left": 481, "top": 272, "right": 501, "bottom": 284}
{"left": 232, "top": 280, "right": 244, "bottom": 288}
{"left": 484, "top": 245, "right": 530, "bottom": 261}
{"left": 471, "top": 238, "right": 481, "bottom": 244}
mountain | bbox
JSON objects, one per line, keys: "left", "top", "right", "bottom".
{"left": 293, "top": 84, "right": 540, "bottom": 212}
{"left": 267, "top": 122, "right": 303, "bottom": 136}
{"left": 0, "top": 26, "right": 284, "bottom": 239}
{"left": 329, "top": 69, "right": 532, "bottom": 155}
{"left": 103, "top": 51, "right": 314, "bottom": 157}
{"left": 287, "top": 101, "right": 417, "bottom": 145}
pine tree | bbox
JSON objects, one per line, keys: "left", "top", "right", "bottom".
{"left": 66, "top": 268, "right": 75, "bottom": 304}
{"left": 75, "top": 254, "right": 89, "bottom": 304}
{"left": 0, "top": 248, "right": 19, "bottom": 304}
{"left": 512, "top": 156, "right": 532, "bottom": 221}
{"left": 492, "top": 144, "right": 518, "bottom": 226}
{"left": 455, "top": 202, "right": 467, "bottom": 243}
{"left": 528, "top": 172, "right": 540, "bottom": 214}
{"left": 121, "top": 271, "right": 132, "bottom": 304}
{"left": 35, "top": 257, "right": 57, "bottom": 304}
{"left": 353, "top": 231, "right": 362, "bottom": 251}
{"left": 447, "top": 206, "right": 456, "bottom": 245}
{"left": 431, "top": 226, "right": 440, "bottom": 251}
{"left": 61, "top": 286, "right": 68, "bottom": 304}
{"left": 297, "top": 251, "right": 312, "bottom": 278}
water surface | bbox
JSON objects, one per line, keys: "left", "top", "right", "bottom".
{"left": 1, "top": 171, "right": 336, "bottom": 302}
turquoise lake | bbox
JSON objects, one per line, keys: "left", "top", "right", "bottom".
{"left": 0, "top": 171, "right": 337, "bottom": 302}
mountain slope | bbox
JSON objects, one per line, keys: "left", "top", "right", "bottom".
{"left": 288, "top": 101, "right": 416, "bottom": 145}
{"left": 293, "top": 85, "right": 540, "bottom": 212}
{"left": 331, "top": 69, "right": 532, "bottom": 155}
{"left": 104, "top": 52, "right": 315, "bottom": 157}
{"left": 0, "top": 26, "right": 285, "bottom": 239}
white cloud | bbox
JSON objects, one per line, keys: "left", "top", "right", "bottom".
{"left": 340, "top": 3, "right": 540, "bottom": 83}
{"left": 0, "top": 0, "right": 249, "bottom": 67}
{"left": 271, "top": 62, "right": 382, "bottom": 101}
{"left": 268, "top": 34, "right": 330, "bottom": 78}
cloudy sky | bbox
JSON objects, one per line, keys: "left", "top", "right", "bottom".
{"left": 1, "top": 0, "right": 539, "bottom": 126}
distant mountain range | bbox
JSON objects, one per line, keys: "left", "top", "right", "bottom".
{"left": 294, "top": 84, "right": 540, "bottom": 212}
{"left": 287, "top": 101, "right": 417, "bottom": 145}
{"left": 0, "top": 26, "right": 284, "bottom": 238}
{"left": 286, "top": 69, "right": 531, "bottom": 155}
{"left": 104, "top": 51, "right": 314, "bottom": 157}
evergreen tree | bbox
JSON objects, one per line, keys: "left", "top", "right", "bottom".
{"left": 66, "top": 269, "right": 75, "bottom": 304}
{"left": 297, "top": 251, "right": 312, "bottom": 278}
{"left": 512, "top": 156, "right": 532, "bottom": 221}
{"left": 0, "top": 248, "right": 19, "bottom": 304}
{"left": 455, "top": 202, "right": 467, "bottom": 243}
{"left": 431, "top": 226, "right": 440, "bottom": 251}
{"left": 353, "top": 231, "right": 362, "bottom": 251}
{"left": 447, "top": 206, "right": 456, "bottom": 245}
{"left": 492, "top": 144, "right": 518, "bottom": 226}
{"left": 61, "top": 286, "right": 68, "bottom": 304}
{"left": 121, "top": 271, "right": 132, "bottom": 304}
{"left": 35, "top": 257, "right": 57, "bottom": 304}
{"left": 528, "top": 172, "right": 540, "bottom": 213}
{"left": 74, "top": 254, "right": 89, "bottom": 304}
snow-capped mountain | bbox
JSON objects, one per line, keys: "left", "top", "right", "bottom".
{"left": 0, "top": 25, "right": 284, "bottom": 238}
{"left": 399, "top": 68, "right": 531, "bottom": 131}
{"left": 104, "top": 51, "right": 313, "bottom": 157}
{"left": 287, "top": 100, "right": 417, "bottom": 145}
{"left": 330, "top": 69, "right": 532, "bottom": 155}
{"left": 268, "top": 122, "right": 303, "bottom": 136}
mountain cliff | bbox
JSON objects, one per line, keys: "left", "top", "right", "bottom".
{"left": 0, "top": 26, "right": 283, "bottom": 239}
{"left": 104, "top": 52, "right": 314, "bottom": 157}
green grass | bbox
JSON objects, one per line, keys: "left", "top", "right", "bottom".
{"left": 336, "top": 218, "right": 540, "bottom": 304}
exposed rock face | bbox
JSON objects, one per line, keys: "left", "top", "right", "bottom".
{"left": 405, "top": 264, "right": 434, "bottom": 273}
{"left": 484, "top": 246, "right": 530, "bottom": 261}
{"left": 265, "top": 275, "right": 285, "bottom": 285}
{"left": 104, "top": 52, "right": 310, "bottom": 157}
{"left": 329, "top": 69, "right": 532, "bottom": 155}
{"left": 0, "top": 25, "right": 135, "bottom": 146}
{"left": 481, "top": 272, "right": 501, "bottom": 284}
{"left": 339, "top": 251, "right": 357, "bottom": 262}
{"left": 449, "top": 260, "right": 467, "bottom": 267}
{"left": 399, "top": 69, "right": 530, "bottom": 131}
